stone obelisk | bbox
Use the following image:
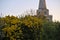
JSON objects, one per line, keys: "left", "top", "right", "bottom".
{"left": 37, "top": 0, "right": 52, "bottom": 21}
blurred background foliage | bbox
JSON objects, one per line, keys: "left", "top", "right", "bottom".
{"left": 0, "top": 15, "right": 60, "bottom": 40}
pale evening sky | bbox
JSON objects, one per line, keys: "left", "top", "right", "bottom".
{"left": 0, "top": 0, "right": 60, "bottom": 21}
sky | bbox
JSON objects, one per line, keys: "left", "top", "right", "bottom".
{"left": 0, "top": 0, "right": 60, "bottom": 21}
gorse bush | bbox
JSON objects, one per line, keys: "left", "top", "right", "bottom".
{"left": 0, "top": 15, "right": 60, "bottom": 40}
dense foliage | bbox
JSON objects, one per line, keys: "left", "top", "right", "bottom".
{"left": 0, "top": 15, "right": 60, "bottom": 40}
